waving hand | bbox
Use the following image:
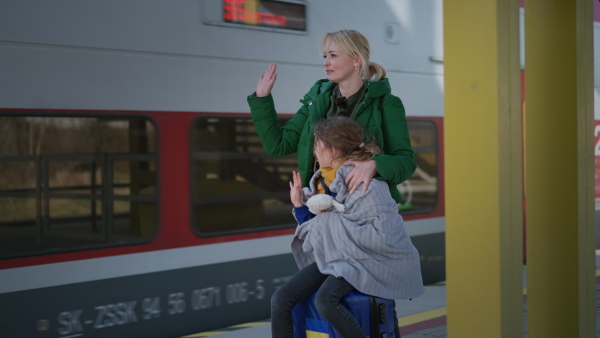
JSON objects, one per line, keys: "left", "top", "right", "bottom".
{"left": 256, "top": 64, "right": 278, "bottom": 97}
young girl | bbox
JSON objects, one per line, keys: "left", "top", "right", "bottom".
{"left": 271, "top": 117, "right": 423, "bottom": 338}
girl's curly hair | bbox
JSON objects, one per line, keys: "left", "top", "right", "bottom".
{"left": 313, "top": 116, "right": 381, "bottom": 162}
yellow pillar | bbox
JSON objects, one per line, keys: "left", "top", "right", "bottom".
{"left": 524, "top": 0, "right": 595, "bottom": 337}
{"left": 443, "top": 1, "right": 522, "bottom": 337}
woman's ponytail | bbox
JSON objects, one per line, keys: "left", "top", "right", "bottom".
{"left": 366, "top": 62, "right": 387, "bottom": 82}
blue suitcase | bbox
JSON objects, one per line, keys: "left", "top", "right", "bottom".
{"left": 292, "top": 289, "right": 399, "bottom": 337}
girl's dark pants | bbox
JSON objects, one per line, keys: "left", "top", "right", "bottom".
{"left": 270, "top": 262, "right": 366, "bottom": 337}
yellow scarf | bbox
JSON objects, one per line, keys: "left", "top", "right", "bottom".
{"left": 316, "top": 157, "right": 348, "bottom": 194}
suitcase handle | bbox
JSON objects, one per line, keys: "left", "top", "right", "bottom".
{"left": 378, "top": 303, "right": 387, "bottom": 324}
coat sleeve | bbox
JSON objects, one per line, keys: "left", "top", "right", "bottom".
{"left": 373, "top": 94, "right": 416, "bottom": 185}
{"left": 292, "top": 205, "right": 314, "bottom": 224}
{"left": 247, "top": 92, "right": 309, "bottom": 157}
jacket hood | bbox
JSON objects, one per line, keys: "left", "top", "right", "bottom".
{"left": 365, "top": 78, "right": 391, "bottom": 98}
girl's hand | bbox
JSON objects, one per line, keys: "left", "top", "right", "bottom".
{"left": 256, "top": 64, "right": 278, "bottom": 97}
{"left": 344, "top": 159, "right": 376, "bottom": 194}
{"left": 289, "top": 171, "right": 304, "bottom": 207}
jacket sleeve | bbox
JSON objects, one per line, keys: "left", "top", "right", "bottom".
{"left": 293, "top": 205, "right": 314, "bottom": 224}
{"left": 373, "top": 94, "right": 416, "bottom": 185}
{"left": 247, "top": 92, "right": 309, "bottom": 157}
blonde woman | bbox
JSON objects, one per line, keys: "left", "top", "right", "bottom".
{"left": 247, "top": 29, "right": 418, "bottom": 337}
{"left": 248, "top": 29, "right": 415, "bottom": 203}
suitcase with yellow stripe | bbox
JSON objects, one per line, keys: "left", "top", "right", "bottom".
{"left": 291, "top": 289, "right": 398, "bottom": 337}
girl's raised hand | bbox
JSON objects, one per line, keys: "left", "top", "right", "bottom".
{"left": 256, "top": 64, "right": 278, "bottom": 97}
{"left": 289, "top": 171, "right": 303, "bottom": 207}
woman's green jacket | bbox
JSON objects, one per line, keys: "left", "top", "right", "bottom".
{"left": 247, "top": 78, "right": 415, "bottom": 203}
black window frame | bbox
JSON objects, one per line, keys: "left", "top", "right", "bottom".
{"left": 189, "top": 115, "right": 442, "bottom": 238}
{"left": 400, "top": 118, "right": 440, "bottom": 216}
{"left": 0, "top": 112, "right": 160, "bottom": 259}
{"left": 190, "top": 114, "right": 298, "bottom": 238}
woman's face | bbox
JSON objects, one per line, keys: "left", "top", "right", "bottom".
{"left": 322, "top": 41, "right": 359, "bottom": 84}
{"left": 313, "top": 140, "right": 335, "bottom": 168}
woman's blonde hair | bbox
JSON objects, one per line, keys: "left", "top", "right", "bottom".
{"left": 320, "top": 29, "right": 387, "bottom": 82}
{"left": 313, "top": 117, "right": 381, "bottom": 162}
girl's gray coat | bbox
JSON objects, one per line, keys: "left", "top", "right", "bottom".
{"left": 291, "top": 163, "right": 424, "bottom": 300}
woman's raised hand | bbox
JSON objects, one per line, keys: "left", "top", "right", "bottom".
{"left": 256, "top": 63, "right": 278, "bottom": 97}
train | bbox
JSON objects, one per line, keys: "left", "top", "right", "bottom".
{"left": 0, "top": 1, "right": 598, "bottom": 337}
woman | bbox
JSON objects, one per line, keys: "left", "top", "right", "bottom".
{"left": 247, "top": 29, "right": 415, "bottom": 202}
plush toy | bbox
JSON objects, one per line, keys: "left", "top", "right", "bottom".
{"left": 306, "top": 194, "right": 346, "bottom": 214}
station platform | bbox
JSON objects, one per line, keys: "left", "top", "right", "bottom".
{"left": 181, "top": 252, "right": 600, "bottom": 338}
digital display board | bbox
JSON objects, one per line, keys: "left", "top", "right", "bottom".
{"left": 223, "top": 0, "right": 306, "bottom": 31}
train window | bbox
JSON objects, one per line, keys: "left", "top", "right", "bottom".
{"left": 202, "top": 0, "right": 307, "bottom": 33}
{"left": 400, "top": 119, "right": 439, "bottom": 214}
{"left": 0, "top": 115, "right": 158, "bottom": 258}
{"left": 191, "top": 116, "right": 298, "bottom": 236}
